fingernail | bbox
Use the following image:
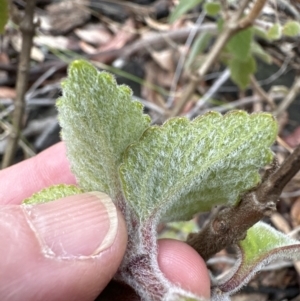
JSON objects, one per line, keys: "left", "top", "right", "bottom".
{"left": 22, "top": 192, "right": 118, "bottom": 258}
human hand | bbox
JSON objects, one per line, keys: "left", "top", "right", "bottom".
{"left": 0, "top": 142, "right": 210, "bottom": 301}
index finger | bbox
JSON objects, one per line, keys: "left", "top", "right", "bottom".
{"left": 0, "top": 142, "right": 76, "bottom": 205}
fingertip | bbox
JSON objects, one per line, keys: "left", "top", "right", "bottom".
{"left": 0, "top": 142, "right": 76, "bottom": 205}
{"left": 0, "top": 194, "right": 128, "bottom": 301}
{"left": 157, "top": 239, "right": 211, "bottom": 299}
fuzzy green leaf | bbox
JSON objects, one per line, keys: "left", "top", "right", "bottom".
{"left": 120, "top": 111, "right": 277, "bottom": 223}
{"left": 0, "top": 0, "right": 9, "bottom": 33}
{"left": 214, "top": 222, "right": 300, "bottom": 297}
{"left": 204, "top": 2, "right": 221, "bottom": 16}
{"left": 282, "top": 20, "right": 300, "bottom": 37}
{"left": 267, "top": 23, "right": 282, "bottom": 40}
{"left": 57, "top": 60, "right": 151, "bottom": 200}
{"left": 227, "top": 28, "right": 253, "bottom": 61}
{"left": 169, "top": 0, "right": 203, "bottom": 23}
{"left": 23, "top": 184, "right": 83, "bottom": 205}
{"left": 229, "top": 55, "right": 256, "bottom": 90}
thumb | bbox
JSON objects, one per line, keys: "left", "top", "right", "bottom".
{"left": 0, "top": 192, "right": 127, "bottom": 301}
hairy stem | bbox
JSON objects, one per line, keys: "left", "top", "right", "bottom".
{"left": 187, "top": 144, "right": 300, "bottom": 260}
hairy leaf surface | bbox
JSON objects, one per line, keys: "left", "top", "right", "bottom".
{"left": 120, "top": 111, "right": 277, "bottom": 223}
{"left": 23, "top": 184, "right": 83, "bottom": 204}
{"left": 213, "top": 222, "right": 300, "bottom": 298}
{"left": 57, "top": 60, "right": 151, "bottom": 200}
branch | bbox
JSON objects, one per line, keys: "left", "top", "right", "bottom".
{"left": 238, "top": 0, "right": 267, "bottom": 28}
{"left": 187, "top": 144, "right": 300, "bottom": 261}
{"left": 250, "top": 75, "right": 276, "bottom": 110}
{"left": 169, "top": 0, "right": 267, "bottom": 118}
{"left": 90, "top": 24, "right": 217, "bottom": 61}
{"left": 273, "top": 76, "right": 300, "bottom": 118}
{"left": 185, "top": 68, "right": 231, "bottom": 119}
{"left": 2, "top": 0, "right": 37, "bottom": 168}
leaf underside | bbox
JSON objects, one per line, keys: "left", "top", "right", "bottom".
{"left": 120, "top": 111, "right": 278, "bottom": 223}
{"left": 214, "top": 222, "right": 300, "bottom": 298}
{"left": 57, "top": 60, "right": 150, "bottom": 200}
{"left": 23, "top": 184, "right": 83, "bottom": 205}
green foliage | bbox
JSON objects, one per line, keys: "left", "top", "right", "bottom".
{"left": 253, "top": 26, "right": 269, "bottom": 40}
{"left": 24, "top": 59, "right": 281, "bottom": 301}
{"left": 267, "top": 23, "right": 282, "bottom": 40}
{"left": 0, "top": 0, "right": 9, "bottom": 34}
{"left": 57, "top": 60, "right": 150, "bottom": 200}
{"left": 251, "top": 42, "right": 272, "bottom": 64}
{"left": 169, "top": 0, "right": 203, "bottom": 23}
{"left": 223, "top": 28, "right": 258, "bottom": 89}
{"left": 214, "top": 222, "right": 300, "bottom": 297}
{"left": 159, "top": 220, "right": 199, "bottom": 240}
{"left": 229, "top": 56, "right": 256, "bottom": 90}
{"left": 240, "top": 222, "right": 298, "bottom": 263}
{"left": 282, "top": 20, "right": 300, "bottom": 37}
{"left": 227, "top": 28, "right": 253, "bottom": 61}
{"left": 23, "top": 184, "right": 83, "bottom": 204}
{"left": 204, "top": 2, "right": 221, "bottom": 16}
{"left": 120, "top": 111, "right": 277, "bottom": 223}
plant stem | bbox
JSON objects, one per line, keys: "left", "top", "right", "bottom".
{"left": 273, "top": 76, "right": 300, "bottom": 118}
{"left": 169, "top": 0, "right": 267, "bottom": 117}
{"left": 187, "top": 144, "right": 300, "bottom": 261}
{"left": 250, "top": 75, "right": 276, "bottom": 109}
{"left": 2, "top": 0, "right": 37, "bottom": 168}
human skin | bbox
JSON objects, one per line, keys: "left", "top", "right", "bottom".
{"left": 0, "top": 142, "right": 210, "bottom": 301}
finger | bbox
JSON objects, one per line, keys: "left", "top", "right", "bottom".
{"left": 158, "top": 239, "right": 211, "bottom": 299}
{"left": 99, "top": 239, "right": 211, "bottom": 300}
{"left": 0, "top": 142, "right": 76, "bottom": 205}
{"left": 0, "top": 192, "right": 127, "bottom": 301}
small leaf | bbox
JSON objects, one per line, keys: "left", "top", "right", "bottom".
{"left": 214, "top": 222, "right": 300, "bottom": 297}
{"left": 282, "top": 20, "right": 300, "bottom": 37}
{"left": 204, "top": 2, "right": 221, "bottom": 16}
{"left": 227, "top": 28, "right": 253, "bottom": 61}
{"left": 57, "top": 60, "right": 151, "bottom": 201}
{"left": 120, "top": 111, "right": 277, "bottom": 223}
{"left": 253, "top": 26, "right": 269, "bottom": 40}
{"left": 169, "top": 0, "right": 204, "bottom": 23}
{"left": 229, "top": 55, "right": 256, "bottom": 90}
{"left": 23, "top": 184, "right": 83, "bottom": 205}
{"left": 251, "top": 42, "right": 272, "bottom": 64}
{"left": 0, "top": 0, "right": 9, "bottom": 33}
{"left": 267, "top": 23, "right": 282, "bottom": 40}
